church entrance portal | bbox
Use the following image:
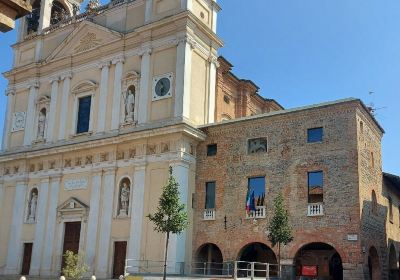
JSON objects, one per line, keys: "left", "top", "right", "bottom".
{"left": 21, "top": 242, "right": 33, "bottom": 275}
{"left": 61, "top": 222, "right": 81, "bottom": 270}
{"left": 112, "top": 241, "right": 127, "bottom": 278}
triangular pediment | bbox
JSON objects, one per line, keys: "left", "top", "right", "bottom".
{"left": 57, "top": 197, "right": 90, "bottom": 222}
{"left": 46, "top": 21, "right": 123, "bottom": 62}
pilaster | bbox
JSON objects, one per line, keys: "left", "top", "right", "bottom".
{"left": 96, "top": 167, "right": 116, "bottom": 278}
{"left": 167, "top": 162, "right": 190, "bottom": 273}
{"left": 127, "top": 165, "right": 146, "bottom": 270}
{"left": 5, "top": 179, "right": 28, "bottom": 274}
{"left": 207, "top": 55, "right": 218, "bottom": 123}
{"left": 46, "top": 76, "right": 59, "bottom": 142}
{"left": 23, "top": 80, "right": 39, "bottom": 146}
{"left": 2, "top": 87, "right": 15, "bottom": 151}
{"left": 85, "top": 170, "right": 103, "bottom": 272}
{"left": 97, "top": 61, "right": 111, "bottom": 133}
{"left": 144, "top": 0, "right": 153, "bottom": 23}
{"left": 41, "top": 175, "right": 61, "bottom": 276}
{"left": 30, "top": 177, "right": 50, "bottom": 275}
{"left": 138, "top": 47, "right": 152, "bottom": 124}
{"left": 111, "top": 56, "right": 125, "bottom": 131}
{"left": 174, "top": 36, "right": 194, "bottom": 120}
{"left": 38, "top": 0, "right": 52, "bottom": 32}
{"left": 58, "top": 73, "right": 72, "bottom": 140}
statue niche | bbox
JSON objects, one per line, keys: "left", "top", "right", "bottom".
{"left": 26, "top": 188, "right": 38, "bottom": 223}
{"left": 37, "top": 108, "right": 47, "bottom": 139}
{"left": 124, "top": 85, "right": 135, "bottom": 123}
{"left": 118, "top": 178, "right": 131, "bottom": 217}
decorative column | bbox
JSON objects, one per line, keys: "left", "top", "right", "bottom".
{"left": 85, "top": 170, "right": 103, "bottom": 272}
{"left": 207, "top": 56, "right": 218, "bottom": 124}
{"left": 58, "top": 73, "right": 72, "bottom": 140}
{"left": 127, "top": 165, "right": 146, "bottom": 271}
{"left": 96, "top": 168, "right": 116, "bottom": 278}
{"left": 144, "top": 0, "right": 153, "bottom": 23}
{"left": 111, "top": 56, "right": 125, "bottom": 131}
{"left": 23, "top": 80, "right": 39, "bottom": 146}
{"left": 167, "top": 162, "right": 190, "bottom": 273}
{"left": 2, "top": 87, "right": 15, "bottom": 151}
{"left": 137, "top": 47, "right": 152, "bottom": 124}
{"left": 41, "top": 175, "right": 61, "bottom": 276}
{"left": 174, "top": 36, "right": 194, "bottom": 120}
{"left": 5, "top": 179, "right": 27, "bottom": 274}
{"left": 97, "top": 61, "right": 110, "bottom": 134}
{"left": 46, "top": 76, "right": 59, "bottom": 142}
{"left": 30, "top": 177, "right": 50, "bottom": 275}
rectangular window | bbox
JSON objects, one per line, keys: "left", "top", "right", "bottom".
{"left": 76, "top": 96, "right": 91, "bottom": 134}
{"left": 389, "top": 197, "right": 393, "bottom": 223}
{"left": 205, "top": 182, "right": 216, "bottom": 209}
{"left": 248, "top": 177, "right": 266, "bottom": 206}
{"left": 207, "top": 144, "right": 217, "bottom": 156}
{"left": 307, "top": 127, "right": 323, "bottom": 143}
{"left": 308, "top": 171, "right": 323, "bottom": 203}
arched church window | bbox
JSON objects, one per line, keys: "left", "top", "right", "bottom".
{"left": 50, "top": 1, "right": 69, "bottom": 25}
{"left": 123, "top": 85, "right": 135, "bottom": 123}
{"left": 117, "top": 178, "right": 131, "bottom": 217}
{"left": 37, "top": 108, "right": 46, "bottom": 139}
{"left": 26, "top": 188, "right": 38, "bottom": 223}
{"left": 26, "top": 0, "right": 41, "bottom": 34}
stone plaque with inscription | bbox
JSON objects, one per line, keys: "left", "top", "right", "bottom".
{"left": 64, "top": 178, "right": 88, "bottom": 191}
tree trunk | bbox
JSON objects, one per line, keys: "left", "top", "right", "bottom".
{"left": 278, "top": 242, "right": 281, "bottom": 278}
{"left": 163, "top": 231, "right": 170, "bottom": 280}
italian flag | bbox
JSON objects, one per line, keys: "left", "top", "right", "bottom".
{"left": 246, "top": 187, "right": 255, "bottom": 213}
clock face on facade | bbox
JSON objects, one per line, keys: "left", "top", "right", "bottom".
{"left": 152, "top": 73, "right": 173, "bottom": 101}
{"left": 155, "top": 77, "right": 171, "bottom": 97}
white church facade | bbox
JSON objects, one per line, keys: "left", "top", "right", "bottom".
{"left": 0, "top": 0, "right": 221, "bottom": 277}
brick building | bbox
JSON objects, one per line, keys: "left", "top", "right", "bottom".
{"left": 193, "top": 96, "right": 400, "bottom": 280}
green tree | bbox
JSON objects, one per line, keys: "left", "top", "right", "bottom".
{"left": 62, "top": 250, "right": 89, "bottom": 280}
{"left": 267, "top": 192, "right": 293, "bottom": 276}
{"left": 147, "top": 166, "right": 188, "bottom": 280}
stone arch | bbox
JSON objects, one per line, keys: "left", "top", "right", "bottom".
{"left": 237, "top": 242, "right": 277, "bottom": 277}
{"left": 50, "top": 0, "right": 70, "bottom": 25}
{"left": 194, "top": 243, "right": 224, "bottom": 275}
{"left": 389, "top": 243, "right": 398, "bottom": 280}
{"left": 294, "top": 242, "right": 343, "bottom": 280}
{"left": 368, "top": 246, "right": 381, "bottom": 280}
{"left": 116, "top": 177, "right": 131, "bottom": 218}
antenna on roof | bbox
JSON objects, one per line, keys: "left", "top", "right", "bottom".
{"left": 366, "top": 91, "right": 387, "bottom": 116}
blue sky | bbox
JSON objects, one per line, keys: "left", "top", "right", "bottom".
{"left": 0, "top": 0, "right": 398, "bottom": 174}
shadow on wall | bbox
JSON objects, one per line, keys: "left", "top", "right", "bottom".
{"left": 361, "top": 196, "right": 400, "bottom": 280}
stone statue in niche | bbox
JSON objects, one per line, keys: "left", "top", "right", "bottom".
{"left": 37, "top": 109, "right": 46, "bottom": 139}
{"left": 248, "top": 138, "right": 268, "bottom": 154}
{"left": 124, "top": 86, "right": 135, "bottom": 123}
{"left": 28, "top": 191, "right": 38, "bottom": 222}
{"left": 119, "top": 181, "right": 130, "bottom": 217}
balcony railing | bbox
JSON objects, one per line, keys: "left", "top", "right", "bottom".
{"left": 203, "top": 209, "right": 215, "bottom": 220}
{"left": 307, "top": 203, "right": 324, "bottom": 216}
{"left": 246, "top": 206, "right": 266, "bottom": 219}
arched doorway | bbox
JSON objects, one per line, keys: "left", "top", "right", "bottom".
{"left": 237, "top": 242, "right": 277, "bottom": 277}
{"left": 195, "top": 243, "right": 223, "bottom": 275}
{"left": 389, "top": 244, "right": 398, "bottom": 280}
{"left": 294, "top": 242, "right": 343, "bottom": 280}
{"left": 368, "top": 246, "right": 381, "bottom": 280}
